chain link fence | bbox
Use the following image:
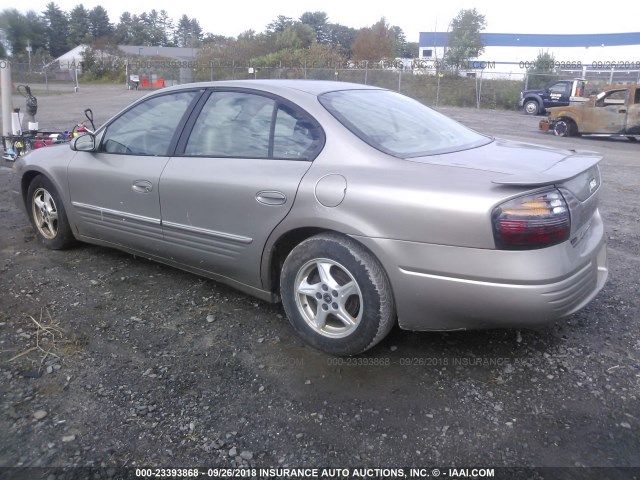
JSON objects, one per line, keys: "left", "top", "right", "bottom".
{"left": 5, "top": 59, "right": 640, "bottom": 111}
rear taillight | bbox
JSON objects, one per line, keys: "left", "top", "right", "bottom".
{"left": 492, "top": 189, "right": 570, "bottom": 250}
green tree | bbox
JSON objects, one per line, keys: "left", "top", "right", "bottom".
{"left": 0, "top": 29, "right": 6, "bottom": 57}
{"left": 526, "top": 50, "right": 558, "bottom": 89}
{"left": 88, "top": 6, "right": 112, "bottom": 39}
{"left": 276, "top": 23, "right": 315, "bottom": 50}
{"left": 131, "top": 14, "right": 150, "bottom": 45}
{"left": 174, "top": 15, "right": 202, "bottom": 47}
{"left": 299, "top": 11, "right": 329, "bottom": 43}
{"left": 42, "top": 2, "right": 69, "bottom": 57}
{"left": 141, "top": 10, "right": 163, "bottom": 45}
{"left": 444, "top": 8, "right": 486, "bottom": 73}
{"left": 327, "top": 23, "right": 357, "bottom": 57}
{"left": 157, "top": 10, "right": 174, "bottom": 46}
{"left": 114, "top": 12, "right": 134, "bottom": 44}
{"left": 352, "top": 18, "right": 395, "bottom": 62}
{"left": 0, "top": 9, "right": 47, "bottom": 59}
{"left": 391, "top": 27, "right": 419, "bottom": 58}
{"left": 266, "top": 15, "right": 295, "bottom": 34}
{"left": 250, "top": 42, "right": 346, "bottom": 69}
{"left": 68, "top": 5, "right": 91, "bottom": 46}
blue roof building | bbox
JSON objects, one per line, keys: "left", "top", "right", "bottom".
{"left": 419, "top": 32, "right": 640, "bottom": 48}
{"left": 417, "top": 32, "right": 640, "bottom": 76}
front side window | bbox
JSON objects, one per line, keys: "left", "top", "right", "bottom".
{"left": 319, "top": 89, "right": 490, "bottom": 157}
{"left": 596, "top": 89, "right": 627, "bottom": 107}
{"left": 101, "top": 91, "right": 198, "bottom": 156}
{"left": 184, "top": 91, "right": 323, "bottom": 160}
{"left": 549, "top": 83, "right": 568, "bottom": 94}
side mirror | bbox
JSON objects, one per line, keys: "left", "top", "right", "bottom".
{"left": 70, "top": 133, "right": 96, "bottom": 152}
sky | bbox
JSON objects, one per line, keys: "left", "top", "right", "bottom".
{"left": 17, "top": 0, "right": 640, "bottom": 41}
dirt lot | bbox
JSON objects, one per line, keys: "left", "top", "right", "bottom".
{"left": 1, "top": 84, "right": 639, "bottom": 477}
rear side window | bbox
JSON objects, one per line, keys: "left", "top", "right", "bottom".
{"left": 273, "top": 104, "right": 323, "bottom": 160}
{"left": 185, "top": 92, "right": 274, "bottom": 158}
{"left": 319, "top": 89, "right": 490, "bottom": 157}
{"left": 184, "top": 91, "right": 323, "bottom": 160}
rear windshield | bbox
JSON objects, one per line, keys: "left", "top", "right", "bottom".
{"left": 319, "top": 89, "right": 491, "bottom": 157}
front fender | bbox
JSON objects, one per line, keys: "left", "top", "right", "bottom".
{"left": 548, "top": 109, "right": 578, "bottom": 122}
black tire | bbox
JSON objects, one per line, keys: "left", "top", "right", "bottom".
{"left": 27, "top": 175, "right": 76, "bottom": 250}
{"left": 523, "top": 99, "right": 540, "bottom": 115}
{"left": 280, "top": 233, "right": 395, "bottom": 356}
{"left": 553, "top": 119, "right": 578, "bottom": 137}
{"left": 553, "top": 120, "right": 570, "bottom": 137}
{"left": 627, "top": 136, "right": 638, "bottom": 142}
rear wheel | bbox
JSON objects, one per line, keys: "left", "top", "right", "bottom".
{"left": 627, "top": 136, "right": 638, "bottom": 142}
{"left": 27, "top": 175, "right": 76, "bottom": 249}
{"left": 280, "top": 233, "right": 395, "bottom": 356}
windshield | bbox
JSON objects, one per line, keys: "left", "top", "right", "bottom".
{"left": 319, "top": 89, "right": 491, "bottom": 157}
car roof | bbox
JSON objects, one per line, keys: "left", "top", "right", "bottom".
{"left": 159, "top": 79, "right": 383, "bottom": 97}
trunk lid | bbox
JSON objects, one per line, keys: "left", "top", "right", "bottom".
{"left": 409, "top": 138, "right": 601, "bottom": 185}
{"left": 410, "top": 138, "right": 602, "bottom": 236}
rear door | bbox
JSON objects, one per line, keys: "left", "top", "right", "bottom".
{"left": 158, "top": 89, "right": 323, "bottom": 287}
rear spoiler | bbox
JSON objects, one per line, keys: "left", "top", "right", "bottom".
{"left": 492, "top": 152, "right": 602, "bottom": 187}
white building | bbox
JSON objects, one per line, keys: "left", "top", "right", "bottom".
{"left": 417, "top": 32, "right": 640, "bottom": 82}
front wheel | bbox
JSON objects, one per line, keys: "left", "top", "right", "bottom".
{"left": 27, "top": 175, "right": 76, "bottom": 249}
{"left": 523, "top": 100, "right": 540, "bottom": 115}
{"left": 553, "top": 119, "right": 575, "bottom": 137}
{"left": 280, "top": 233, "right": 396, "bottom": 356}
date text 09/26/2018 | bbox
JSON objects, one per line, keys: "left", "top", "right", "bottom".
{"left": 519, "top": 60, "right": 640, "bottom": 69}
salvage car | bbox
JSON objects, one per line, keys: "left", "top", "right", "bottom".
{"left": 11, "top": 80, "right": 608, "bottom": 356}
{"left": 540, "top": 84, "right": 640, "bottom": 140}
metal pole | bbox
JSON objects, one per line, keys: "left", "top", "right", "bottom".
{"left": 365, "top": 60, "right": 368, "bottom": 85}
{"left": 1, "top": 60, "right": 13, "bottom": 137}
{"left": 43, "top": 61, "right": 49, "bottom": 94}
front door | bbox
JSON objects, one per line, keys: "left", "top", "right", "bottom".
{"left": 68, "top": 90, "right": 201, "bottom": 254}
{"left": 582, "top": 88, "right": 629, "bottom": 134}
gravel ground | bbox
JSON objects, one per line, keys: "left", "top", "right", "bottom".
{"left": 0, "top": 83, "right": 639, "bottom": 478}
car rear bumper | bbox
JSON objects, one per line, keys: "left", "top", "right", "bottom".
{"left": 354, "top": 209, "right": 608, "bottom": 331}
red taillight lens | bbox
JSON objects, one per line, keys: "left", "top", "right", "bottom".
{"left": 493, "top": 189, "right": 571, "bottom": 250}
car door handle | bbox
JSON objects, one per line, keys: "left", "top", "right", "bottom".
{"left": 256, "top": 190, "right": 287, "bottom": 205}
{"left": 132, "top": 180, "right": 153, "bottom": 193}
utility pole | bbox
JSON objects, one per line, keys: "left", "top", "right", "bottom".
{"left": 26, "top": 40, "right": 32, "bottom": 74}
